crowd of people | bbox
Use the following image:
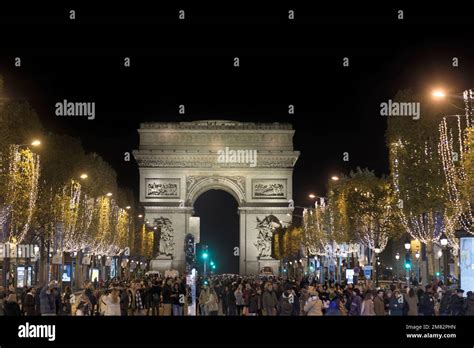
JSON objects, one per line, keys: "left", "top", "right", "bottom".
{"left": 195, "top": 274, "right": 474, "bottom": 316}
{"left": 1, "top": 274, "right": 473, "bottom": 316}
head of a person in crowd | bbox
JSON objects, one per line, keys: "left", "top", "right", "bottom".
{"left": 377, "top": 289, "right": 384, "bottom": 299}
{"left": 408, "top": 287, "right": 415, "bottom": 297}
{"left": 456, "top": 289, "right": 464, "bottom": 297}
{"left": 425, "top": 285, "right": 432, "bottom": 294}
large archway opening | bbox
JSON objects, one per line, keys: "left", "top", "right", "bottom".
{"left": 193, "top": 189, "right": 240, "bottom": 275}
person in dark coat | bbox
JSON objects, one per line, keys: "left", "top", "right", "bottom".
{"left": 419, "top": 286, "right": 435, "bottom": 316}
{"left": 20, "top": 285, "right": 29, "bottom": 314}
{"left": 4, "top": 293, "right": 22, "bottom": 316}
{"left": 120, "top": 287, "right": 130, "bottom": 316}
{"left": 277, "top": 290, "right": 293, "bottom": 316}
{"left": 23, "top": 287, "right": 37, "bottom": 316}
{"left": 449, "top": 289, "right": 465, "bottom": 316}
{"left": 389, "top": 290, "right": 405, "bottom": 316}
{"left": 439, "top": 289, "right": 452, "bottom": 315}
{"left": 227, "top": 285, "right": 237, "bottom": 316}
{"left": 464, "top": 291, "right": 474, "bottom": 316}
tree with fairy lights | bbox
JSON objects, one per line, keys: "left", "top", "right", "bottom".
{"left": 328, "top": 168, "right": 401, "bottom": 278}
{"left": 387, "top": 89, "right": 456, "bottom": 278}
{"left": 439, "top": 114, "right": 474, "bottom": 239}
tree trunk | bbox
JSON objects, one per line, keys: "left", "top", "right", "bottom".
{"left": 38, "top": 236, "right": 47, "bottom": 285}
{"left": 426, "top": 241, "right": 435, "bottom": 281}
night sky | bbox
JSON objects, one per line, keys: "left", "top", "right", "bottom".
{"left": 1, "top": 2, "right": 474, "bottom": 271}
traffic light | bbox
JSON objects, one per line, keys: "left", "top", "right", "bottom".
{"left": 201, "top": 244, "right": 209, "bottom": 260}
{"left": 404, "top": 259, "right": 412, "bottom": 269}
{"left": 435, "top": 271, "right": 440, "bottom": 277}
{"left": 210, "top": 261, "right": 214, "bottom": 266}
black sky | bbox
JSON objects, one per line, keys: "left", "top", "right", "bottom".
{"left": 1, "top": 2, "right": 474, "bottom": 269}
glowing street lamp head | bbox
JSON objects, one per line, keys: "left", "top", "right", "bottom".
{"left": 432, "top": 90, "right": 446, "bottom": 99}
{"left": 106, "top": 192, "right": 113, "bottom": 197}
{"left": 138, "top": 214, "right": 143, "bottom": 218}
{"left": 308, "top": 194, "right": 316, "bottom": 199}
{"left": 202, "top": 252, "right": 209, "bottom": 259}
{"left": 80, "top": 173, "right": 88, "bottom": 180}
{"left": 331, "top": 175, "right": 340, "bottom": 181}
{"left": 31, "top": 140, "right": 41, "bottom": 147}
{"left": 125, "top": 206, "right": 131, "bottom": 210}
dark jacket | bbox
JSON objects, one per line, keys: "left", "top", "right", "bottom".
{"left": 449, "top": 295, "right": 465, "bottom": 316}
{"left": 419, "top": 293, "right": 435, "bottom": 316}
{"left": 23, "top": 293, "right": 36, "bottom": 316}
{"left": 262, "top": 290, "right": 278, "bottom": 311}
{"left": 277, "top": 293, "right": 293, "bottom": 316}
{"left": 39, "top": 287, "right": 56, "bottom": 315}
{"left": 4, "top": 301, "right": 21, "bottom": 316}
{"left": 464, "top": 294, "right": 474, "bottom": 316}
{"left": 162, "top": 284, "right": 172, "bottom": 304}
{"left": 389, "top": 295, "right": 405, "bottom": 316}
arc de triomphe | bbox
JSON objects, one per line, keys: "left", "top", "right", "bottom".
{"left": 133, "top": 120, "right": 299, "bottom": 275}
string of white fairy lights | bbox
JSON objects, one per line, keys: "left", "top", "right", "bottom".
{"left": 439, "top": 114, "right": 473, "bottom": 238}
{"left": 390, "top": 140, "right": 448, "bottom": 245}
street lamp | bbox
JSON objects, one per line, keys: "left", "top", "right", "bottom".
{"left": 80, "top": 173, "right": 88, "bottom": 180}
{"left": 374, "top": 245, "right": 381, "bottom": 286}
{"left": 432, "top": 90, "right": 446, "bottom": 99}
{"left": 394, "top": 252, "right": 400, "bottom": 281}
{"left": 331, "top": 176, "right": 340, "bottom": 181}
{"left": 415, "top": 250, "right": 420, "bottom": 284}
{"left": 440, "top": 233, "right": 448, "bottom": 247}
{"left": 308, "top": 194, "right": 316, "bottom": 199}
{"left": 404, "top": 238, "right": 411, "bottom": 251}
{"left": 106, "top": 192, "right": 113, "bottom": 197}
{"left": 138, "top": 214, "right": 143, "bottom": 218}
{"left": 126, "top": 206, "right": 131, "bottom": 210}
{"left": 439, "top": 232, "right": 449, "bottom": 283}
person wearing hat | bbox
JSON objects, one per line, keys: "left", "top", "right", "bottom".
{"left": 303, "top": 289, "right": 323, "bottom": 316}
{"left": 449, "top": 289, "right": 465, "bottom": 316}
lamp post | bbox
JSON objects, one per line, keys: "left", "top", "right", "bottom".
{"left": 404, "top": 238, "right": 411, "bottom": 286}
{"left": 374, "top": 245, "right": 381, "bottom": 287}
{"left": 395, "top": 252, "right": 400, "bottom": 281}
{"left": 415, "top": 250, "right": 420, "bottom": 284}
{"left": 439, "top": 232, "right": 449, "bottom": 283}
